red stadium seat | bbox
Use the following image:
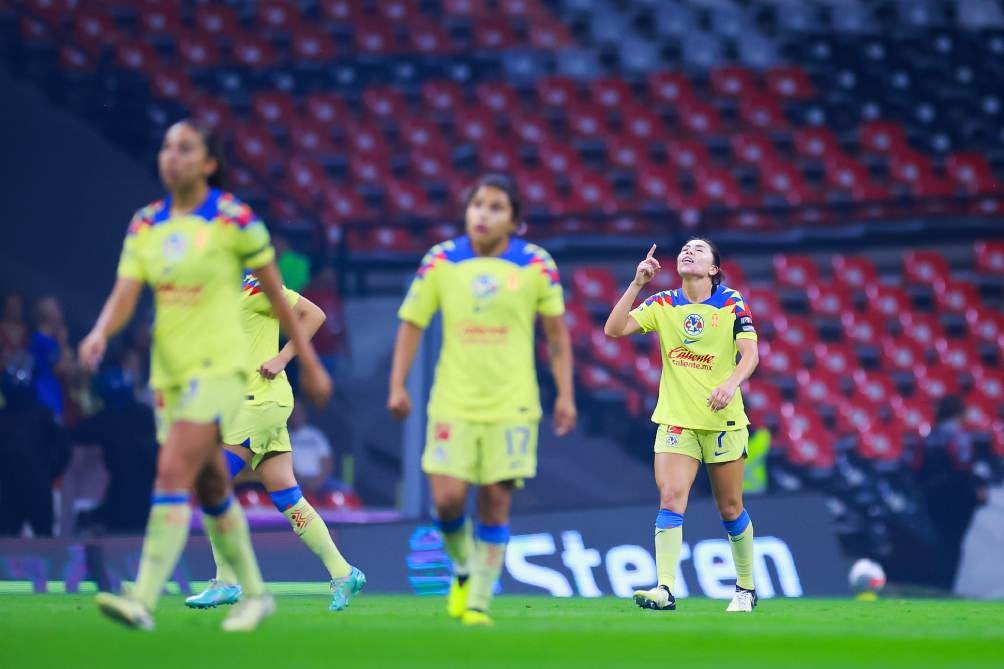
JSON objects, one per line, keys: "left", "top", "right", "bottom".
{"left": 589, "top": 77, "right": 634, "bottom": 110}
{"left": 399, "top": 117, "right": 448, "bottom": 152}
{"left": 851, "top": 370, "right": 898, "bottom": 404}
{"left": 890, "top": 394, "right": 935, "bottom": 437}
{"left": 476, "top": 82, "right": 520, "bottom": 114}
{"left": 695, "top": 167, "right": 745, "bottom": 208}
{"left": 857, "top": 427, "right": 904, "bottom": 463}
{"left": 138, "top": 4, "right": 183, "bottom": 37}
{"left": 590, "top": 329, "right": 636, "bottom": 375}
{"left": 666, "top": 138, "right": 712, "bottom": 172}
{"left": 567, "top": 105, "right": 608, "bottom": 139}
{"left": 946, "top": 153, "right": 999, "bottom": 195}
{"left": 824, "top": 154, "right": 890, "bottom": 202}
{"left": 731, "top": 133, "right": 781, "bottom": 166}
{"left": 793, "top": 127, "right": 840, "bottom": 160}
{"left": 912, "top": 364, "right": 962, "bottom": 400}
{"left": 813, "top": 342, "right": 859, "bottom": 377}
{"left": 354, "top": 22, "right": 398, "bottom": 55}
{"left": 837, "top": 400, "right": 879, "bottom": 436}
{"left": 233, "top": 124, "right": 282, "bottom": 175}
{"left": 473, "top": 20, "right": 518, "bottom": 49}
{"left": 515, "top": 169, "right": 561, "bottom": 214}
{"left": 320, "top": 0, "right": 367, "bottom": 22}
{"left": 288, "top": 118, "right": 338, "bottom": 158}
{"left": 806, "top": 282, "right": 855, "bottom": 318}
{"left": 880, "top": 336, "right": 928, "bottom": 371}
{"left": 195, "top": 4, "right": 241, "bottom": 36}
{"left": 232, "top": 34, "right": 278, "bottom": 70}
{"left": 256, "top": 0, "right": 303, "bottom": 33}
{"left": 567, "top": 172, "right": 618, "bottom": 215}
{"left": 831, "top": 255, "right": 878, "bottom": 290}
{"left": 634, "top": 353, "right": 662, "bottom": 396}
{"left": 963, "top": 392, "right": 999, "bottom": 430}
{"left": 718, "top": 260, "right": 747, "bottom": 292}
{"left": 422, "top": 80, "right": 466, "bottom": 113}
{"left": 648, "top": 71, "right": 696, "bottom": 105}
{"left": 72, "top": 10, "right": 119, "bottom": 57}
{"left": 408, "top": 19, "right": 453, "bottom": 54}
{"left": 744, "top": 287, "right": 783, "bottom": 325}
{"left": 786, "top": 434, "right": 836, "bottom": 469}
{"left": 934, "top": 337, "right": 979, "bottom": 371}
{"left": 971, "top": 365, "right": 1004, "bottom": 401}
{"left": 764, "top": 67, "right": 814, "bottom": 100}
{"left": 150, "top": 68, "right": 196, "bottom": 104}
{"left": 739, "top": 94, "right": 788, "bottom": 131}
{"left": 292, "top": 26, "right": 338, "bottom": 62}
{"left": 536, "top": 76, "right": 580, "bottom": 109}
{"left": 453, "top": 106, "right": 498, "bottom": 142}
{"left": 743, "top": 381, "right": 784, "bottom": 425}
{"left": 354, "top": 226, "right": 423, "bottom": 254}
{"left": 774, "top": 315, "right": 819, "bottom": 350}
{"left": 348, "top": 152, "right": 392, "bottom": 185}
{"left": 902, "top": 250, "right": 951, "bottom": 285}
{"left": 385, "top": 180, "right": 440, "bottom": 219}
{"left": 346, "top": 122, "right": 390, "bottom": 157}
{"left": 781, "top": 402, "right": 828, "bottom": 439}
{"left": 677, "top": 100, "right": 723, "bottom": 135}
{"left": 865, "top": 284, "right": 911, "bottom": 318}
{"left": 974, "top": 241, "right": 1004, "bottom": 275}
{"left": 795, "top": 368, "right": 842, "bottom": 405}
{"left": 529, "top": 20, "right": 574, "bottom": 49}
{"left": 178, "top": 33, "right": 222, "bottom": 69}
{"left": 572, "top": 267, "right": 619, "bottom": 309}
{"left": 966, "top": 307, "right": 1004, "bottom": 343}
{"left": 898, "top": 312, "right": 944, "bottom": 350}
{"left": 376, "top": 0, "right": 420, "bottom": 21}
{"left": 759, "top": 339, "right": 801, "bottom": 376}
{"left": 934, "top": 281, "right": 982, "bottom": 313}
{"left": 859, "top": 120, "right": 908, "bottom": 155}
{"left": 324, "top": 185, "right": 372, "bottom": 222}
{"left": 304, "top": 93, "right": 351, "bottom": 125}
{"left": 539, "top": 141, "right": 583, "bottom": 174}
{"left": 773, "top": 254, "right": 821, "bottom": 288}
{"left": 476, "top": 137, "right": 520, "bottom": 173}
{"left": 58, "top": 45, "right": 93, "bottom": 73}
{"left": 841, "top": 311, "right": 887, "bottom": 346}
{"left": 252, "top": 91, "right": 298, "bottom": 126}
{"left": 579, "top": 364, "right": 627, "bottom": 397}
{"left": 621, "top": 106, "right": 667, "bottom": 141}
{"left": 711, "top": 66, "right": 757, "bottom": 98}
{"left": 362, "top": 86, "right": 409, "bottom": 120}
{"left": 563, "top": 303, "right": 594, "bottom": 347}
{"left": 115, "top": 40, "right": 158, "bottom": 72}
{"left": 282, "top": 158, "right": 325, "bottom": 207}
{"left": 509, "top": 112, "right": 549, "bottom": 144}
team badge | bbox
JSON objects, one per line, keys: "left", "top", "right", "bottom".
{"left": 471, "top": 274, "right": 499, "bottom": 300}
{"left": 163, "top": 232, "right": 189, "bottom": 262}
{"left": 684, "top": 313, "right": 705, "bottom": 337}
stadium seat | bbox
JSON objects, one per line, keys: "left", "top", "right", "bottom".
{"left": 813, "top": 341, "right": 860, "bottom": 377}
{"left": 857, "top": 427, "right": 905, "bottom": 463}
{"left": 902, "top": 250, "right": 951, "bottom": 286}
{"left": 974, "top": 240, "right": 1004, "bottom": 274}
{"left": 832, "top": 255, "right": 879, "bottom": 289}
{"left": 571, "top": 268, "right": 619, "bottom": 310}
{"left": 773, "top": 254, "right": 821, "bottom": 288}
{"left": 890, "top": 394, "right": 935, "bottom": 437}
{"left": 912, "top": 363, "right": 962, "bottom": 400}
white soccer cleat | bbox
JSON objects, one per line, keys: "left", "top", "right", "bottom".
{"left": 95, "top": 592, "right": 155, "bottom": 631}
{"left": 633, "top": 586, "right": 676, "bottom": 611}
{"left": 726, "top": 587, "right": 758, "bottom": 612}
{"left": 221, "top": 593, "right": 276, "bottom": 632}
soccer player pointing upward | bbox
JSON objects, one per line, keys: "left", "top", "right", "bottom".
{"left": 389, "top": 174, "right": 576, "bottom": 626}
{"left": 605, "top": 239, "right": 760, "bottom": 612}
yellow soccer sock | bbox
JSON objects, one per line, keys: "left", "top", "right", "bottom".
{"left": 210, "top": 534, "right": 239, "bottom": 584}
{"left": 724, "top": 509, "right": 755, "bottom": 591}
{"left": 281, "top": 496, "right": 351, "bottom": 579}
{"left": 466, "top": 524, "right": 509, "bottom": 612}
{"left": 202, "top": 497, "right": 265, "bottom": 597}
{"left": 132, "top": 491, "right": 192, "bottom": 611}
{"left": 655, "top": 509, "right": 684, "bottom": 591}
{"left": 436, "top": 515, "right": 473, "bottom": 577}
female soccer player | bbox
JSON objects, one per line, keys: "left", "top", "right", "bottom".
{"left": 388, "top": 174, "right": 577, "bottom": 626}
{"left": 604, "top": 239, "right": 760, "bottom": 612}
{"left": 79, "top": 119, "right": 331, "bottom": 631}
{"left": 185, "top": 270, "right": 364, "bottom": 612}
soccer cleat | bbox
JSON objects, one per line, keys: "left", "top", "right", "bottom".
{"left": 95, "top": 592, "right": 155, "bottom": 631}
{"left": 446, "top": 575, "right": 470, "bottom": 619}
{"left": 184, "top": 579, "right": 242, "bottom": 609}
{"left": 726, "top": 586, "right": 758, "bottom": 612}
{"left": 633, "top": 585, "right": 676, "bottom": 611}
{"left": 461, "top": 609, "right": 494, "bottom": 627}
{"left": 221, "top": 593, "right": 276, "bottom": 632}
{"left": 329, "top": 566, "right": 367, "bottom": 611}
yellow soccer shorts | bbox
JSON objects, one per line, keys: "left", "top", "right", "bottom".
{"left": 422, "top": 416, "right": 539, "bottom": 485}
{"left": 153, "top": 374, "right": 246, "bottom": 445}
{"left": 222, "top": 401, "right": 293, "bottom": 470}
{"left": 653, "top": 424, "right": 749, "bottom": 464}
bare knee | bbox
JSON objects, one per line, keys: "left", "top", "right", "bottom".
{"left": 431, "top": 487, "right": 466, "bottom": 521}
{"left": 658, "top": 484, "right": 690, "bottom": 514}
{"left": 717, "top": 498, "right": 743, "bottom": 522}
{"left": 155, "top": 452, "right": 198, "bottom": 491}
{"left": 193, "top": 459, "right": 231, "bottom": 508}
{"left": 477, "top": 483, "right": 513, "bottom": 525}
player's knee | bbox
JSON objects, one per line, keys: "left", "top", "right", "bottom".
{"left": 155, "top": 456, "right": 197, "bottom": 491}
{"left": 193, "top": 466, "right": 230, "bottom": 508}
{"left": 658, "top": 486, "right": 688, "bottom": 513}
{"left": 431, "top": 491, "right": 465, "bottom": 519}
{"left": 717, "top": 499, "right": 743, "bottom": 522}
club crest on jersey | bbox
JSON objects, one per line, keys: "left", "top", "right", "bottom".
{"left": 163, "top": 232, "right": 189, "bottom": 262}
{"left": 683, "top": 313, "right": 705, "bottom": 337}
{"left": 471, "top": 274, "right": 499, "bottom": 300}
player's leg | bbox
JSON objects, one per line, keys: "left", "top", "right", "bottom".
{"left": 706, "top": 429, "right": 756, "bottom": 612}
{"left": 634, "top": 437, "right": 700, "bottom": 611}
{"left": 422, "top": 418, "right": 478, "bottom": 617}
{"left": 257, "top": 451, "right": 365, "bottom": 611}
{"left": 96, "top": 417, "right": 215, "bottom": 630}
{"left": 463, "top": 480, "right": 513, "bottom": 626}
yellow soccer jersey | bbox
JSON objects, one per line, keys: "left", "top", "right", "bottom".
{"left": 630, "top": 284, "right": 757, "bottom": 431}
{"left": 116, "top": 189, "right": 275, "bottom": 389}
{"left": 398, "top": 236, "right": 565, "bottom": 423}
{"left": 240, "top": 271, "right": 300, "bottom": 406}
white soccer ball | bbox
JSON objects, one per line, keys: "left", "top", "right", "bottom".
{"left": 848, "top": 558, "right": 886, "bottom": 593}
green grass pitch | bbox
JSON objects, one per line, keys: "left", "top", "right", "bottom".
{"left": 1, "top": 594, "right": 1001, "bottom": 668}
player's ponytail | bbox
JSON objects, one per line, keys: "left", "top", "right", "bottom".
{"left": 463, "top": 173, "right": 525, "bottom": 234}
{"left": 685, "top": 236, "right": 723, "bottom": 287}
{"left": 178, "top": 118, "right": 227, "bottom": 190}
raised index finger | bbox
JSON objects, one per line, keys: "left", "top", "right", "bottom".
{"left": 645, "top": 244, "right": 657, "bottom": 260}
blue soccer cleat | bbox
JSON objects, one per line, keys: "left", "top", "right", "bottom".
{"left": 329, "top": 566, "right": 366, "bottom": 611}
{"left": 185, "top": 579, "right": 242, "bottom": 609}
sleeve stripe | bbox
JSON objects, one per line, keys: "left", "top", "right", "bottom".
{"left": 240, "top": 243, "right": 273, "bottom": 261}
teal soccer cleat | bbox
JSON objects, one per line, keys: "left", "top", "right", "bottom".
{"left": 329, "top": 567, "right": 366, "bottom": 611}
{"left": 185, "top": 579, "right": 242, "bottom": 609}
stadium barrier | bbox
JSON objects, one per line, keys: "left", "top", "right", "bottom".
{"left": 0, "top": 494, "right": 848, "bottom": 597}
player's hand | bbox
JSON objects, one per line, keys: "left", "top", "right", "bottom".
{"left": 388, "top": 385, "right": 412, "bottom": 420}
{"left": 300, "top": 358, "right": 333, "bottom": 407}
{"left": 258, "top": 355, "right": 288, "bottom": 380}
{"left": 633, "top": 244, "right": 661, "bottom": 287}
{"left": 553, "top": 394, "right": 577, "bottom": 437}
{"left": 78, "top": 330, "right": 107, "bottom": 372}
{"left": 707, "top": 382, "right": 737, "bottom": 412}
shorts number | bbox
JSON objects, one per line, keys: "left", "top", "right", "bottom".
{"left": 505, "top": 427, "right": 530, "bottom": 456}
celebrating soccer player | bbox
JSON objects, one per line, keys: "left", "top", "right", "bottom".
{"left": 185, "top": 270, "right": 364, "bottom": 612}
{"left": 78, "top": 119, "right": 332, "bottom": 631}
{"left": 604, "top": 239, "right": 760, "bottom": 612}
{"left": 388, "top": 174, "right": 577, "bottom": 626}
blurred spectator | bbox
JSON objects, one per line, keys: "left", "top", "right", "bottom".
{"left": 289, "top": 403, "right": 335, "bottom": 494}
{"left": 30, "top": 296, "right": 74, "bottom": 422}
{"left": 0, "top": 355, "right": 71, "bottom": 536}
{"left": 0, "top": 290, "right": 28, "bottom": 365}
{"left": 917, "top": 396, "right": 987, "bottom": 589}
{"left": 73, "top": 368, "right": 158, "bottom": 534}
{"left": 275, "top": 235, "right": 311, "bottom": 293}
{"left": 302, "top": 266, "right": 350, "bottom": 379}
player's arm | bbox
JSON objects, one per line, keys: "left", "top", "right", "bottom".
{"left": 604, "top": 244, "right": 661, "bottom": 338}
{"left": 79, "top": 277, "right": 143, "bottom": 371}
{"left": 540, "top": 314, "right": 577, "bottom": 436}
{"left": 259, "top": 295, "right": 327, "bottom": 380}
{"left": 707, "top": 338, "right": 760, "bottom": 411}
{"left": 254, "top": 262, "right": 331, "bottom": 406}
{"left": 387, "top": 320, "right": 424, "bottom": 420}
